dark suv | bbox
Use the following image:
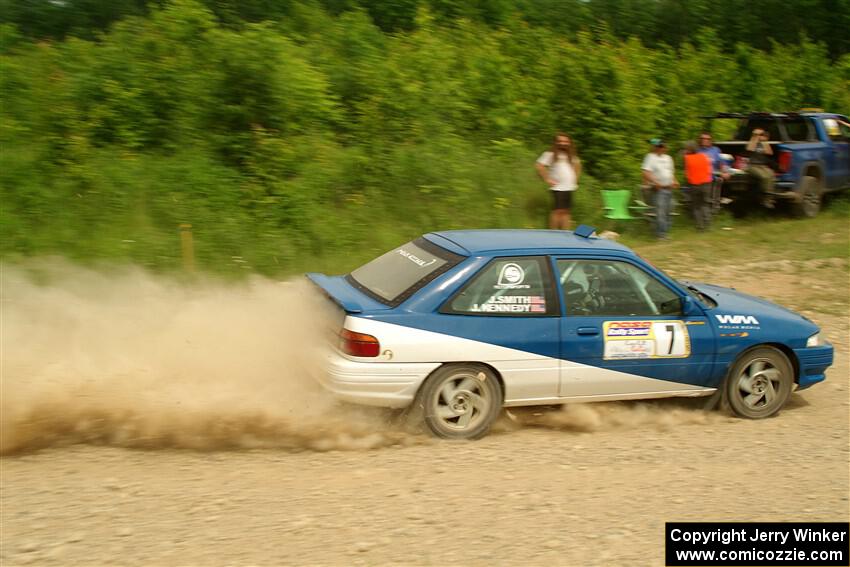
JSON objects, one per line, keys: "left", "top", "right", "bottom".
{"left": 704, "top": 111, "right": 850, "bottom": 217}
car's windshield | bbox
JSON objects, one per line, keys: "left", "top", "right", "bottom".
{"left": 348, "top": 238, "right": 463, "bottom": 305}
{"left": 632, "top": 254, "right": 718, "bottom": 308}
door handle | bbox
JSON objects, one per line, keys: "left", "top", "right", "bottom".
{"left": 577, "top": 327, "right": 600, "bottom": 336}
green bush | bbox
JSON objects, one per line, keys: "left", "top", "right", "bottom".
{"left": 1, "top": 0, "right": 847, "bottom": 276}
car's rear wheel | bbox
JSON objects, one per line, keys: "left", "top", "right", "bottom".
{"left": 729, "top": 194, "right": 755, "bottom": 218}
{"left": 725, "top": 347, "right": 793, "bottom": 419}
{"left": 791, "top": 176, "right": 822, "bottom": 218}
{"left": 416, "top": 364, "right": 502, "bottom": 439}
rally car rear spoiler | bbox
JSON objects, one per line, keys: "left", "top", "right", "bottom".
{"left": 306, "top": 273, "right": 364, "bottom": 313}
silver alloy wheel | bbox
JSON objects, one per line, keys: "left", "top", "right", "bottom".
{"left": 736, "top": 358, "right": 782, "bottom": 410}
{"left": 416, "top": 364, "right": 503, "bottom": 439}
{"left": 724, "top": 346, "right": 792, "bottom": 419}
{"left": 433, "top": 371, "right": 492, "bottom": 431}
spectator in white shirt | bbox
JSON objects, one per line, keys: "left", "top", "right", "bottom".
{"left": 536, "top": 132, "right": 582, "bottom": 230}
{"left": 641, "top": 138, "right": 679, "bottom": 240}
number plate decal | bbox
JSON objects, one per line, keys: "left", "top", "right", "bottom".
{"left": 602, "top": 321, "right": 691, "bottom": 360}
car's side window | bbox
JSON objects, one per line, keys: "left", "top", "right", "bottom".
{"left": 735, "top": 120, "right": 780, "bottom": 141}
{"left": 784, "top": 119, "right": 816, "bottom": 142}
{"left": 823, "top": 118, "right": 844, "bottom": 142}
{"left": 442, "top": 256, "right": 557, "bottom": 316}
{"left": 557, "top": 259, "right": 682, "bottom": 317}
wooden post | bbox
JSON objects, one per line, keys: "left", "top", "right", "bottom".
{"left": 179, "top": 223, "right": 195, "bottom": 273}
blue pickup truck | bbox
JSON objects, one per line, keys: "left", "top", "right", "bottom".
{"left": 705, "top": 111, "right": 850, "bottom": 217}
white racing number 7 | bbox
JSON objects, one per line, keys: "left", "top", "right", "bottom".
{"left": 649, "top": 321, "right": 688, "bottom": 357}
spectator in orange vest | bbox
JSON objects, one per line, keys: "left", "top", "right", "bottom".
{"left": 684, "top": 141, "right": 714, "bottom": 231}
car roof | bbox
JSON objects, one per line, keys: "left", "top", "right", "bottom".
{"left": 705, "top": 111, "right": 846, "bottom": 120}
{"left": 800, "top": 112, "right": 847, "bottom": 119}
{"left": 425, "top": 229, "right": 633, "bottom": 256}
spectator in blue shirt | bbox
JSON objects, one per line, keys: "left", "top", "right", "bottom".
{"left": 698, "top": 132, "right": 729, "bottom": 211}
{"left": 697, "top": 132, "right": 729, "bottom": 179}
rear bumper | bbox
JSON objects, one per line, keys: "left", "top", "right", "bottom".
{"left": 774, "top": 181, "right": 800, "bottom": 200}
{"left": 317, "top": 350, "right": 440, "bottom": 408}
{"left": 724, "top": 177, "right": 800, "bottom": 199}
{"left": 794, "top": 344, "right": 834, "bottom": 390}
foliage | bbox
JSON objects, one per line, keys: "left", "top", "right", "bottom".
{"left": 1, "top": 0, "right": 848, "bottom": 276}
{"left": 4, "top": 1, "right": 848, "bottom": 58}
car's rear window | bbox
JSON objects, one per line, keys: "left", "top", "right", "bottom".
{"left": 733, "top": 118, "right": 814, "bottom": 141}
{"left": 347, "top": 238, "right": 464, "bottom": 306}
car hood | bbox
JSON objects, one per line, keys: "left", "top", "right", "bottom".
{"left": 683, "top": 280, "right": 816, "bottom": 329}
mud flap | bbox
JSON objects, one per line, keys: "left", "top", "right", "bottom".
{"left": 701, "top": 388, "right": 725, "bottom": 411}
{"left": 702, "top": 368, "right": 731, "bottom": 412}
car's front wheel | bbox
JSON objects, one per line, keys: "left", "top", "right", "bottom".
{"left": 725, "top": 347, "right": 793, "bottom": 419}
{"left": 415, "top": 364, "right": 503, "bottom": 439}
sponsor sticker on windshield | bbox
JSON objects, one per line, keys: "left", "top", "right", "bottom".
{"left": 397, "top": 248, "right": 437, "bottom": 268}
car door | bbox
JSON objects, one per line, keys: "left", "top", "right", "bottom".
{"left": 438, "top": 256, "right": 562, "bottom": 403}
{"left": 555, "top": 256, "right": 716, "bottom": 399}
{"left": 835, "top": 119, "right": 850, "bottom": 188}
{"left": 822, "top": 117, "right": 850, "bottom": 189}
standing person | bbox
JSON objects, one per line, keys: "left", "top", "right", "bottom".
{"left": 535, "top": 132, "right": 582, "bottom": 230}
{"left": 641, "top": 138, "right": 679, "bottom": 240}
{"left": 698, "top": 131, "right": 730, "bottom": 211}
{"left": 746, "top": 128, "right": 775, "bottom": 208}
{"left": 684, "top": 141, "right": 713, "bottom": 231}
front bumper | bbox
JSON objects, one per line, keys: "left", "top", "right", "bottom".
{"left": 317, "top": 350, "right": 441, "bottom": 408}
{"left": 794, "top": 344, "right": 834, "bottom": 390}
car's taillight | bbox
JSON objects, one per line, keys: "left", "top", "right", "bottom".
{"left": 778, "top": 150, "right": 792, "bottom": 173}
{"left": 339, "top": 329, "right": 380, "bottom": 357}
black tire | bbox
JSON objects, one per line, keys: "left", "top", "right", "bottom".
{"left": 792, "top": 176, "right": 822, "bottom": 218}
{"left": 729, "top": 196, "right": 752, "bottom": 218}
{"left": 414, "top": 364, "right": 503, "bottom": 439}
{"left": 724, "top": 347, "right": 794, "bottom": 419}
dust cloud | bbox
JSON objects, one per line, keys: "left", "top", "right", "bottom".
{"left": 1, "top": 260, "right": 413, "bottom": 454}
{"left": 503, "top": 399, "right": 720, "bottom": 433}
{"left": 1, "top": 261, "right": 721, "bottom": 455}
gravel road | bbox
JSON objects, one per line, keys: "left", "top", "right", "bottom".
{"left": 2, "top": 259, "right": 848, "bottom": 567}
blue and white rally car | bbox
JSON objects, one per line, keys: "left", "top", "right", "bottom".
{"left": 308, "top": 226, "right": 833, "bottom": 439}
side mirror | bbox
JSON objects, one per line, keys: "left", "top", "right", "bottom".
{"left": 682, "top": 295, "right": 699, "bottom": 316}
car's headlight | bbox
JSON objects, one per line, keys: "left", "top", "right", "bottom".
{"left": 806, "top": 333, "right": 821, "bottom": 347}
